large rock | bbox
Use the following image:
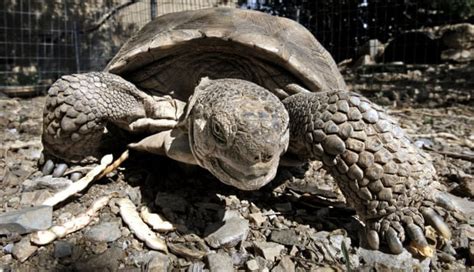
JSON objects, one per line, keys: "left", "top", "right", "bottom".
{"left": 442, "top": 23, "right": 474, "bottom": 50}
{"left": 0, "top": 205, "right": 52, "bottom": 235}
{"left": 206, "top": 252, "right": 234, "bottom": 271}
{"left": 358, "top": 248, "right": 430, "bottom": 271}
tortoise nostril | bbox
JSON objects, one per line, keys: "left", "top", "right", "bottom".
{"left": 261, "top": 153, "right": 273, "bottom": 163}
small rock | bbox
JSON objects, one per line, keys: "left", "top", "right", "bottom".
{"left": 222, "top": 209, "right": 241, "bottom": 221}
{"left": 3, "top": 243, "right": 14, "bottom": 254}
{"left": 75, "top": 246, "right": 125, "bottom": 271}
{"left": 249, "top": 212, "right": 267, "bottom": 227}
{"left": 23, "top": 175, "right": 72, "bottom": 191}
{"left": 0, "top": 254, "right": 13, "bottom": 265}
{"left": 358, "top": 248, "right": 430, "bottom": 271}
{"left": 253, "top": 241, "right": 285, "bottom": 261}
{"left": 458, "top": 176, "right": 474, "bottom": 198}
{"left": 91, "top": 242, "right": 108, "bottom": 254}
{"left": 20, "top": 190, "right": 52, "bottom": 206}
{"left": 271, "top": 256, "right": 295, "bottom": 272}
{"left": 127, "top": 186, "right": 142, "bottom": 205}
{"left": 54, "top": 240, "right": 73, "bottom": 258}
{"left": 270, "top": 229, "right": 302, "bottom": 246}
{"left": 146, "top": 252, "right": 169, "bottom": 272}
{"left": 12, "top": 237, "right": 38, "bottom": 262}
{"left": 0, "top": 205, "right": 52, "bottom": 235}
{"left": 188, "top": 261, "right": 205, "bottom": 271}
{"left": 85, "top": 221, "right": 122, "bottom": 242}
{"left": 246, "top": 259, "right": 260, "bottom": 272}
{"left": 206, "top": 252, "right": 234, "bottom": 272}
{"left": 205, "top": 217, "right": 249, "bottom": 248}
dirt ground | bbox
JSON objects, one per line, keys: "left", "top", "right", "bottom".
{"left": 0, "top": 63, "right": 473, "bottom": 271}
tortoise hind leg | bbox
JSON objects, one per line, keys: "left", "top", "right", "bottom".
{"left": 283, "top": 90, "right": 451, "bottom": 255}
{"left": 42, "top": 72, "right": 153, "bottom": 162}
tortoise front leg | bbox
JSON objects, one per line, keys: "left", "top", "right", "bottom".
{"left": 42, "top": 72, "right": 182, "bottom": 162}
{"left": 283, "top": 91, "right": 451, "bottom": 255}
{"left": 128, "top": 129, "right": 198, "bottom": 165}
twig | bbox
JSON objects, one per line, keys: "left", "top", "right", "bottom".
{"left": 82, "top": 0, "right": 139, "bottom": 33}
{"left": 118, "top": 198, "right": 168, "bottom": 252}
{"left": 31, "top": 195, "right": 114, "bottom": 245}
{"left": 41, "top": 150, "right": 128, "bottom": 207}
{"left": 424, "top": 147, "right": 474, "bottom": 162}
{"left": 41, "top": 154, "right": 113, "bottom": 206}
{"left": 97, "top": 150, "right": 129, "bottom": 179}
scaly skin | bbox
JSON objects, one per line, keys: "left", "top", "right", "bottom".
{"left": 283, "top": 91, "right": 451, "bottom": 254}
{"left": 42, "top": 72, "right": 153, "bottom": 162}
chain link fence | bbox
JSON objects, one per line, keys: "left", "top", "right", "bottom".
{"left": 1, "top": 0, "right": 472, "bottom": 96}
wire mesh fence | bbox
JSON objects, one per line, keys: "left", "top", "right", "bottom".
{"left": 0, "top": 0, "right": 472, "bottom": 95}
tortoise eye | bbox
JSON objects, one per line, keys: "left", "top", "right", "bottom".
{"left": 212, "top": 120, "right": 227, "bottom": 144}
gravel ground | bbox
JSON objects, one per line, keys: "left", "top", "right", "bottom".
{"left": 0, "top": 63, "right": 473, "bottom": 271}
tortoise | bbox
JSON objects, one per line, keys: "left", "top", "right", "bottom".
{"left": 42, "top": 7, "right": 454, "bottom": 255}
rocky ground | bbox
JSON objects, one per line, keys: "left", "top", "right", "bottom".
{"left": 0, "top": 63, "right": 473, "bottom": 271}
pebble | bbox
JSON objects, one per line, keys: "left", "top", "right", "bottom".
{"left": 271, "top": 256, "right": 295, "bottom": 272}
{"left": 249, "top": 212, "right": 267, "bottom": 227}
{"left": 253, "top": 241, "right": 285, "bottom": 261}
{"left": 54, "top": 240, "right": 73, "bottom": 258}
{"left": 0, "top": 205, "right": 52, "bottom": 235}
{"left": 85, "top": 221, "right": 122, "bottom": 242}
{"left": 3, "top": 243, "right": 14, "bottom": 254}
{"left": 270, "top": 229, "right": 302, "bottom": 246}
{"left": 23, "top": 175, "right": 72, "bottom": 191}
{"left": 146, "top": 252, "right": 170, "bottom": 272}
{"left": 12, "top": 237, "right": 38, "bottom": 262}
{"left": 205, "top": 217, "right": 249, "bottom": 248}
{"left": 206, "top": 252, "right": 234, "bottom": 272}
{"left": 20, "top": 190, "right": 52, "bottom": 207}
{"left": 75, "top": 246, "right": 125, "bottom": 271}
{"left": 246, "top": 259, "right": 260, "bottom": 272}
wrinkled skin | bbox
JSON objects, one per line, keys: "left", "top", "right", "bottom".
{"left": 42, "top": 73, "right": 457, "bottom": 256}
{"left": 188, "top": 78, "right": 289, "bottom": 190}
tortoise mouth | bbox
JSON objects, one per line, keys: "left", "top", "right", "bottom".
{"left": 213, "top": 158, "right": 276, "bottom": 191}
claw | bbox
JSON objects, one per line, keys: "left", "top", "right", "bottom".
{"left": 406, "top": 223, "right": 434, "bottom": 257}
{"left": 367, "top": 230, "right": 380, "bottom": 250}
{"left": 386, "top": 227, "right": 403, "bottom": 254}
{"left": 406, "top": 223, "right": 428, "bottom": 247}
{"left": 422, "top": 208, "right": 452, "bottom": 240}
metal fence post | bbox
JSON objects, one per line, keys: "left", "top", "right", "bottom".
{"left": 151, "top": 0, "right": 157, "bottom": 19}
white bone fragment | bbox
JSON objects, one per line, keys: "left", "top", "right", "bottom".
{"left": 118, "top": 198, "right": 168, "bottom": 252}
{"left": 31, "top": 195, "right": 112, "bottom": 245}
{"left": 140, "top": 206, "right": 175, "bottom": 232}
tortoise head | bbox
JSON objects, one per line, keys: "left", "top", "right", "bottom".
{"left": 187, "top": 78, "right": 289, "bottom": 190}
